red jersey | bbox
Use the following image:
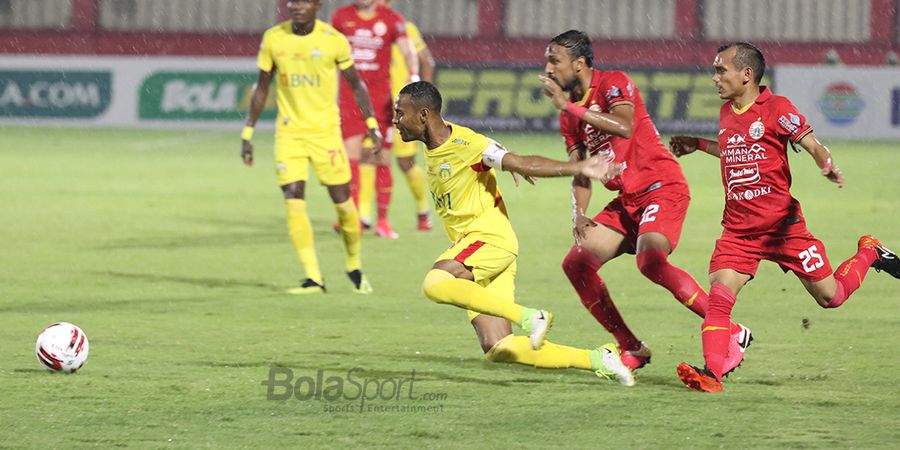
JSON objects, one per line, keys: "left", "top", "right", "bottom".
{"left": 331, "top": 4, "right": 406, "bottom": 95}
{"left": 559, "top": 69, "right": 686, "bottom": 195}
{"left": 717, "top": 86, "right": 814, "bottom": 235}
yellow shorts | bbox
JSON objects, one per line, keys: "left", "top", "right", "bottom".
{"left": 435, "top": 234, "right": 517, "bottom": 322}
{"left": 391, "top": 129, "right": 422, "bottom": 158}
{"left": 274, "top": 132, "right": 350, "bottom": 186}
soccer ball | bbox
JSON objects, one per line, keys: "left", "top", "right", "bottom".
{"left": 35, "top": 322, "right": 90, "bottom": 373}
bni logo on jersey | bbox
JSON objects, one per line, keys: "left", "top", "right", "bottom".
{"left": 817, "top": 82, "right": 864, "bottom": 126}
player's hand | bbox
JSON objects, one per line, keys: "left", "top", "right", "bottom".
{"left": 538, "top": 75, "right": 568, "bottom": 110}
{"left": 580, "top": 156, "right": 624, "bottom": 183}
{"left": 367, "top": 128, "right": 384, "bottom": 155}
{"left": 572, "top": 214, "right": 598, "bottom": 245}
{"left": 510, "top": 171, "right": 536, "bottom": 187}
{"left": 822, "top": 163, "right": 844, "bottom": 188}
{"left": 668, "top": 136, "right": 699, "bottom": 157}
{"left": 241, "top": 140, "right": 254, "bottom": 166}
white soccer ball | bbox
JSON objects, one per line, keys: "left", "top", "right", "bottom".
{"left": 35, "top": 322, "right": 90, "bottom": 373}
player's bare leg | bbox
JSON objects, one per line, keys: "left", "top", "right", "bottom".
{"left": 800, "top": 235, "right": 898, "bottom": 308}
{"left": 472, "top": 314, "right": 634, "bottom": 386}
{"left": 562, "top": 224, "right": 648, "bottom": 365}
{"left": 422, "top": 259, "right": 552, "bottom": 349}
{"left": 326, "top": 183, "right": 370, "bottom": 294}
{"left": 397, "top": 154, "right": 431, "bottom": 231}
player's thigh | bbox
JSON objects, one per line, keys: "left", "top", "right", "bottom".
{"left": 436, "top": 237, "right": 516, "bottom": 285}
{"left": 635, "top": 189, "right": 690, "bottom": 254}
{"left": 578, "top": 222, "right": 629, "bottom": 264}
{"left": 769, "top": 231, "right": 835, "bottom": 305}
{"left": 708, "top": 269, "right": 752, "bottom": 296}
{"left": 343, "top": 135, "right": 364, "bottom": 160}
{"left": 308, "top": 134, "right": 352, "bottom": 186}
{"left": 708, "top": 233, "right": 761, "bottom": 293}
{"left": 273, "top": 134, "right": 309, "bottom": 186}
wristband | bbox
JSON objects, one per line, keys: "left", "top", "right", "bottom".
{"left": 241, "top": 126, "right": 254, "bottom": 141}
{"left": 365, "top": 117, "right": 379, "bottom": 130}
{"left": 409, "top": 74, "right": 421, "bottom": 83}
{"left": 696, "top": 138, "right": 709, "bottom": 151}
{"left": 822, "top": 158, "right": 833, "bottom": 170}
{"left": 564, "top": 102, "right": 588, "bottom": 120}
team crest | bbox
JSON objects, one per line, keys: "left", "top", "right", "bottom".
{"left": 748, "top": 121, "right": 765, "bottom": 140}
{"left": 276, "top": 162, "right": 287, "bottom": 173}
{"left": 439, "top": 163, "right": 452, "bottom": 180}
{"left": 373, "top": 21, "right": 387, "bottom": 36}
{"left": 310, "top": 49, "right": 322, "bottom": 61}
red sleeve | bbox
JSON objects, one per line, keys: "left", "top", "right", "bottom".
{"left": 386, "top": 9, "right": 407, "bottom": 43}
{"left": 331, "top": 8, "right": 343, "bottom": 31}
{"left": 600, "top": 71, "right": 636, "bottom": 111}
{"left": 559, "top": 111, "right": 581, "bottom": 152}
{"left": 774, "top": 98, "right": 813, "bottom": 142}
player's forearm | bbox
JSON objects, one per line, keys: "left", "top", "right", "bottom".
{"left": 419, "top": 48, "right": 435, "bottom": 83}
{"left": 571, "top": 177, "right": 592, "bottom": 216}
{"left": 503, "top": 154, "right": 583, "bottom": 178}
{"left": 401, "top": 40, "right": 420, "bottom": 80}
{"left": 799, "top": 134, "right": 834, "bottom": 169}
{"left": 245, "top": 84, "right": 269, "bottom": 127}
{"left": 696, "top": 138, "right": 721, "bottom": 157}
{"left": 352, "top": 83, "right": 376, "bottom": 120}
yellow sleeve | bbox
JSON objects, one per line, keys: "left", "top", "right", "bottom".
{"left": 336, "top": 33, "right": 354, "bottom": 71}
{"left": 257, "top": 30, "right": 274, "bottom": 72}
{"left": 406, "top": 22, "right": 427, "bottom": 53}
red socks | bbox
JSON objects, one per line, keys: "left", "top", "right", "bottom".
{"left": 702, "top": 283, "right": 736, "bottom": 380}
{"left": 636, "top": 248, "right": 709, "bottom": 318}
{"left": 376, "top": 165, "right": 392, "bottom": 221}
{"left": 562, "top": 246, "right": 641, "bottom": 351}
{"left": 349, "top": 160, "right": 360, "bottom": 206}
{"left": 827, "top": 246, "right": 878, "bottom": 308}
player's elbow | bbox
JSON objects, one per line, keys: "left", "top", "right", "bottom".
{"left": 616, "top": 124, "right": 633, "bottom": 139}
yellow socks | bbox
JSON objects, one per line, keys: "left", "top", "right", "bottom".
{"left": 484, "top": 335, "right": 592, "bottom": 370}
{"left": 285, "top": 199, "right": 321, "bottom": 284}
{"left": 358, "top": 163, "right": 376, "bottom": 223}
{"left": 404, "top": 164, "right": 429, "bottom": 214}
{"left": 422, "top": 269, "right": 524, "bottom": 324}
{"left": 334, "top": 199, "right": 362, "bottom": 272}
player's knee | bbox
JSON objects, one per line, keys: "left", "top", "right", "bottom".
{"left": 562, "top": 246, "right": 601, "bottom": 279}
{"left": 421, "top": 269, "right": 454, "bottom": 303}
{"left": 483, "top": 335, "right": 515, "bottom": 363}
{"left": 636, "top": 248, "right": 667, "bottom": 280}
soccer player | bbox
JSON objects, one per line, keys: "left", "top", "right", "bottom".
{"left": 669, "top": 42, "right": 900, "bottom": 392}
{"left": 240, "top": 0, "right": 381, "bottom": 295}
{"left": 539, "top": 30, "right": 751, "bottom": 377}
{"left": 393, "top": 81, "right": 636, "bottom": 386}
{"left": 332, "top": 0, "right": 419, "bottom": 239}
{"left": 382, "top": 0, "right": 436, "bottom": 231}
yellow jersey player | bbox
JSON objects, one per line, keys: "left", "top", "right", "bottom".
{"left": 393, "top": 81, "right": 636, "bottom": 385}
{"left": 241, "top": 0, "right": 382, "bottom": 295}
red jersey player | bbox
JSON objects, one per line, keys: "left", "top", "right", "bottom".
{"left": 670, "top": 42, "right": 900, "bottom": 393}
{"left": 538, "top": 30, "right": 752, "bottom": 382}
{"left": 332, "top": 0, "right": 418, "bottom": 238}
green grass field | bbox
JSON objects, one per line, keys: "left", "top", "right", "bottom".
{"left": 1, "top": 126, "right": 898, "bottom": 448}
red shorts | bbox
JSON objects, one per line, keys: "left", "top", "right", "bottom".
{"left": 338, "top": 83, "right": 394, "bottom": 148}
{"left": 708, "top": 224, "right": 833, "bottom": 281}
{"left": 593, "top": 182, "right": 689, "bottom": 253}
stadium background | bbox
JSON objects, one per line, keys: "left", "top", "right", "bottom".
{"left": 2, "top": 1, "right": 899, "bottom": 448}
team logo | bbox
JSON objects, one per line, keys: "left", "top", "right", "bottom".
{"left": 726, "top": 134, "right": 745, "bottom": 146}
{"left": 373, "top": 21, "right": 387, "bottom": 36}
{"left": 626, "top": 83, "right": 634, "bottom": 96}
{"left": 310, "top": 49, "right": 322, "bottom": 62}
{"left": 605, "top": 86, "right": 621, "bottom": 102}
{"left": 725, "top": 163, "right": 760, "bottom": 193}
{"left": 276, "top": 162, "right": 287, "bottom": 173}
{"left": 748, "top": 121, "right": 765, "bottom": 140}
{"left": 438, "top": 163, "right": 451, "bottom": 180}
{"left": 817, "top": 82, "right": 864, "bottom": 126}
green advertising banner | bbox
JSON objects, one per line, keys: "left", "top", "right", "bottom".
{"left": 139, "top": 72, "right": 276, "bottom": 120}
{"left": 0, "top": 70, "right": 111, "bottom": 118}
{"left": 436, "top": 65, "right": 747, "bottom": 134}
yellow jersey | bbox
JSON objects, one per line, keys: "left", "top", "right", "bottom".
{"left": 425, "top": 123, "right": 517, "bottom": 254}
{"left": 257, "top": 20, "right": 353, "bottom": 136}
{"left": 390, "top": 21, "right": 427, "bottom": 98}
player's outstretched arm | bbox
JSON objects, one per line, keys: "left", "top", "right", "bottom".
{"left": 482, "top": 142, "right": 622, "bottom": 182}
{"left": 340, "top": 66, "right": 384, "bottom": 151}
{"left": 668, "top": 136, "right": 721, "bottom": 158}
{"left": 797, "top": 132, "right": 844, "bottom": 187}
{"left": 241, "top": 69, "right": 274, "bottom": 167}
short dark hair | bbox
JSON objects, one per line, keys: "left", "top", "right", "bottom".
{"left": 399, "top": 81, "right": 442, "bottom": 112}
{"left": 550, "top": 29, "right": 594, "bottom": 68}
{"left": 717, "top": 42, "right": 766, "bottom": 84}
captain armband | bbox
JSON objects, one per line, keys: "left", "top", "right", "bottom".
{"left": 482, "top": 142, "right": 510, "bottom": 170}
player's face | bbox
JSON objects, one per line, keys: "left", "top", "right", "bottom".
{"left": 544, "top": 43, "right": 580, "bottom": 92}
{"left": 393, "top": 94, "right": 425, "bottom": 142}
{"left": 287, "top": 0, "right": 319, "bottom": 25}
{"left": 356, "top": 0, "right": 376, "bottom": 9}
{"left": 713, "top": 48, "right": 745, "bottom": 100}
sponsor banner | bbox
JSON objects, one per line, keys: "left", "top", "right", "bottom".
{"left": 435, "top": 65, "right": 732, "bottom": 134}
{"left": 774, "top": 65, "right": 900, "bottom": 139}
{"left": 0, "top": 70, "right": 111, "bottom": 118}
{"left": 139, "top": 72, "right": 276, "bottom": 121}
